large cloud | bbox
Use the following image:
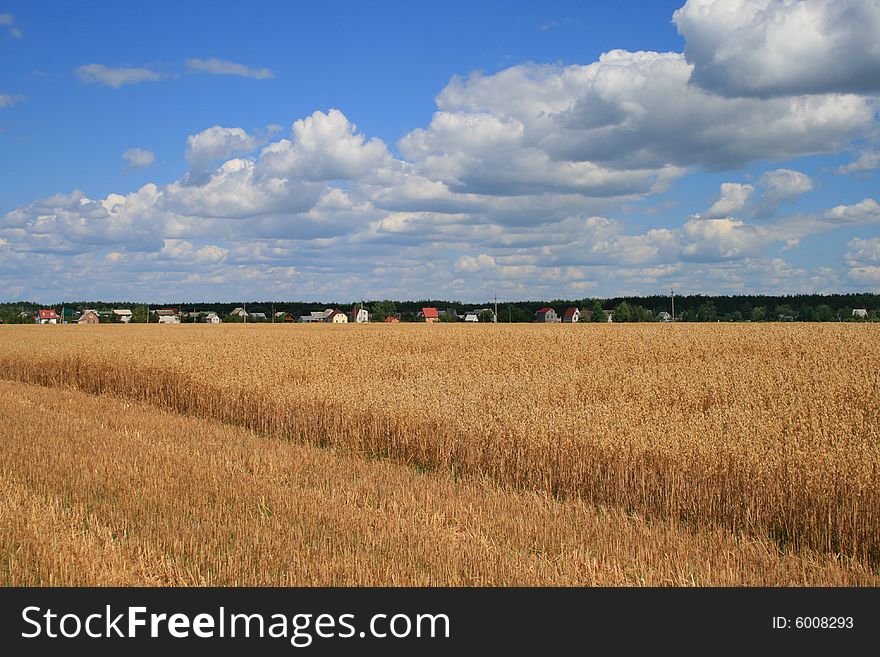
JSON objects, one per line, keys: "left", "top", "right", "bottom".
{"left": 429, "top": 51, "right": 875, "bottom": 173}
{"left": 674, "top": 0, "right": 880, "bottom": 97}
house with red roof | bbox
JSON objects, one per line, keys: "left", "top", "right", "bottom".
{"left": 562, "top": 307, "right": 580, "bottom": 323}
{"left": 37, "top": 309, "right": 58, "bottom": 324}
{"left": 419, "top": 307, "right": 439, "bottom": 323}
{"left": 534, "top": 307, "right": 559, "bottom": 323}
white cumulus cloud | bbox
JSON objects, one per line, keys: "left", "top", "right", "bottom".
{"left": 674, "top": 0, "right": 880, "bottom": 97}
{"left": 123, "top": 148, "right": 156, "bottom": 168}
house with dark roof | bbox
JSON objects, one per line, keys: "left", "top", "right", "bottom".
{"left": 534, "top": 307, "right": 559, "bottom": 323}
{"left": 154, "top": 309, "right": 180, "bottom": 324}
{"left": 325, "top": 309, "right": 348, "bottom": 323}
{"left": 562, "top": 307, "right": 580, "bottom": 323}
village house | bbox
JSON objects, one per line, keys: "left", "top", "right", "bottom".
{"left": 534, "top": 307, "right": 560, "bottom": 323}
{"left": 657, "top": 311, "right": 672, "bottom": 322}
{"left": 204, "top": 312, "right": 221, "bottom": 324}
{"left": 155, "top": 309, "right": 180, "bottom": 324}
{"left": 300, "top": 310, "right": 330, "bottom": 323}
{"left": 230, "top": 307, "right": 248, "bottom": 319}
{"left": 419, "top": 307, "right": 439, "bottom": 323}
{"left": 248, "top": 312, "right": 268, "bottom": 321}
{"left": 562, "top": 307, "right": 580, "bottom": 323}
{"left": 77, "top": 309, "right": 100, "bottom": 324}
{"left": 853, "top": 308, "right": 868, "bottom": 318}
{"left": 326, "top": 309, "right": 348, "bottom": 323}
{"left": 37, "top": 309, "right": 58, "bottom": 324}
{"left": 463, "top": 311, "right": 479, "bottom": 322}
{"left": 112, "top": 309, "right": 133, "bottom": 323}
{"left": 438, "top": 308, "right": 459, "bottom": 321}
{"left": 383, "top": 316, "right": 400, "bottom": 323}
{"left": 349, "top": 307, "right": 369, "bottom": 323}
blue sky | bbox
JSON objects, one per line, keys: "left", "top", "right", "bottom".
{"left": 1, "top": 0, "right": 879, "bottom": 303}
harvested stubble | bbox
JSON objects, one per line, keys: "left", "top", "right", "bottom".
{"left": 0, "top": 323, "right": 878, "bottom": 568}
{"left": 1, "top": 380, "right": 877, "bottom": 586}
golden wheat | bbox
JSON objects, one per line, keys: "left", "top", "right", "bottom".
{"left": 0, "top": 323, "right": 878, "bottom": 566}
{"left": 1, "top": 380, "right": 876, "bottom": 586}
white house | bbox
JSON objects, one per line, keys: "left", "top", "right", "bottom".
{"left": 658, "top": 311, "right": 672, "bottom": 322}
{"left": 853, "top": 308, "right": 868, "bottom": 318}
{"left": 112, "top": 309, "right": 133, "bottom": 323}
{"left": 205, "top": 312, "right": 221, "bottom": 323}
{"left": 562, "top": 307, "right": 580, "bottom": 323}
{"left": 463, "top": 312, "right": 479, "bottom": 322}
{"left": 326, "top": 309, "right": 348, "bottom": 323}
{"left": 350, "top": 307, "right": 369, "bottom": 323}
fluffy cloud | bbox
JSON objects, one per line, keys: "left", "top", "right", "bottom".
{"left": 163, "top": 158, "right": 325, "bottom": 219}
{"left": 703, "top": 183, "right": 754, "bottom": 219}
{"left": 753, "top": 168, "right": 813, "bottom": 218}
{"left": 846, "top": 236, "right": 880, "bottom": 262}
{"left": 185, "top": 126, "right": 263, "bottom": 176}
{"left": 123, "top": 148, "right": 156, "bottom": 168}
{"left": 75, "top": 64, "right": 162, "bottom": 88}
{"left": 845, "top": 236, "right": 880, "bottom": 286}
{"left": 259, "top": 110, "right": 394, "bottom": 182}
{"left": 837, "top": 150, "right": 880, "bottom": 174}
{"left": 674, "top": 0, "right": 880, "bottom": 97}
{"left": 440, "top": 51, "right": 875, "bottom": 172}
{"left": 186, "top": 58, "right": 274, "bottom": 80}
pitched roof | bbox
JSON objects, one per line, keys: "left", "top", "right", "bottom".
{"left": 421, "top": 307, "right": 439, "bottom": 318}
{"left": 536, "top": 307, "right": 552, "bottom": 314}
{"left": 38, "top": 309, "right": 58, "bottom": 319}
{"left": 563, "top": 307, "right": 578, "bottom": 318}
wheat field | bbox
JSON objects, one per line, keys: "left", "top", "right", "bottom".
{"left": 0, "top": 323, "right": 878, "bottom": 584}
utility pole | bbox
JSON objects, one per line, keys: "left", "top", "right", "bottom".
{"left": 494, "top": 295, "right": 498, "bottom": 323}
{"left": 671, "top": 289, "right": 675, "bottom": 321}
{"left": 244, "top": 302, "right": 247, "bottom": 323}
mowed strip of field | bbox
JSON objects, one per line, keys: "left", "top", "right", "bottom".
{"left": 1, "top": 380, "right": 877, "bottom": 586}
{"left": 0, "top": 323, "right": 878, "bottom": 564}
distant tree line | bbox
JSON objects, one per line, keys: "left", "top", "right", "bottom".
{"left": 1, "top": 293, "right": 878, "bottom": 324}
